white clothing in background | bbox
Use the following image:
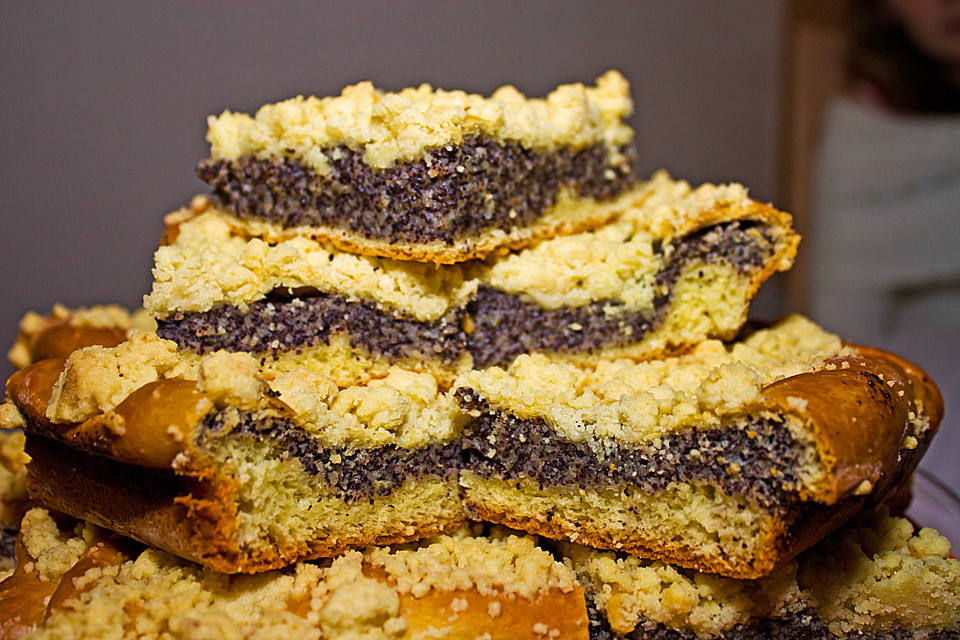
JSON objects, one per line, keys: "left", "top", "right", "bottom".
{"left": 810, "top": 96, "right": 960, "bottom": 496}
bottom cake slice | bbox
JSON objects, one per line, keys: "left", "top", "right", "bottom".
{"left": 563, "top": 506, "right": 960, "bottom": 640}
{"left": 0, "top": 508, "right": 588, "bottom": 639}
{"left": 454, "top": 316, "right": 944, "bottom": 579}
{"left": 2, "top": 332, "right": 466, "bottom": 573}
{"left": 1, "top": 503, "right": 956, "bottom": 638}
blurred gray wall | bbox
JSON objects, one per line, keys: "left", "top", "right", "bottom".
{"left": 0, "top": 1, "right": 784, "bottom": 382}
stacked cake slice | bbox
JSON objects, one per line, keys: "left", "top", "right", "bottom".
{"left": 8, "top": 338, "right": 466, "bottom": 573}
{"left": 147, "top": 168, "right": 798, "bottom": 387}
{"left": 455, "top": 315, "right": 941, "bottom": 578}
{"left": 0, "top": 310, "right": 944, "bottom": 580}
{"left": 0, "top": 71, "right": 957, "bottom": 637}
{"left": 195, "top": 70, "right": 640, "bottom": 263}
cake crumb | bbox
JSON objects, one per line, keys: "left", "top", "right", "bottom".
{"left": 853, "top": 479, "right": 873, "bottom": 495}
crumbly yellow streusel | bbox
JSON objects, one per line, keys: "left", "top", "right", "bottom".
{"left": 42, "top": 333, "right": 461, "bottom": 449}
{"left": 567, "top": 508, "right": 960, "bottom": 637}
{"left": 206, "top": 71, "right": 634, "bottom": 173}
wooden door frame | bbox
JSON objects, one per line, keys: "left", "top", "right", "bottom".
{"left": 778, "top": 0, "right": 849, "bottom": 313}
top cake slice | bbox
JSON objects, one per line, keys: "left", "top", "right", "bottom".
{"left": 197, "top": 71, "right": 642, "bottom": 263}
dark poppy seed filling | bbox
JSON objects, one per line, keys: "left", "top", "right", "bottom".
{"left": 156, "top": 291, "right": 469, "bottom": 363}
{"left": 455, "top": 389, "right": 808, "bottom": 512}
{"left": 196, "top": 136, "right": 640, "bottom": 245}
{"left": 0, "top": 528, "right": 16, "bottom": 563}
{"left": 155, "top": 220, "right": 778, "bottom": 368}
{"left": 199, "top": 408, "right": 460, "bottom": 503}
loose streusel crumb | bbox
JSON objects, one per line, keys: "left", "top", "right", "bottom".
{"left": 364, "top": 533, "right": 578, "bottom": 600}
{"left": 18, "top": 508, "right": 581, "bottom": 639}
{"left": 145, "top": 210, "right": 475, "bottom": 321}
{"left": 206, "top": 71, "right": 634, "bottom": 172}
{"left": 42, "top": 332, "right": 461, "bottom": 449}
{"left": 18, "top": 507, "right": 96, "bottom": 582}
{"left": 45, "top": 332, "right": 196, "bottom": 424}
{"left": 455, "top": 315, "right": 849, "bottom": 444}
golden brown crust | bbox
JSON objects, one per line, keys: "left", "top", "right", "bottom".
{"left": 763, "top": 345, "right": 941, "bottom": 503}
{"left": 4, "top": 358, "right": 66, "bottom": 428}
{"left": 99, "top": 379, "right": 211, "bottom": 468}
{"left": 853, "top": 343, "right": 945, "bottom": 424}
{"left": 3, "top": 565, "right": 588, "bottom": 639}
{"left": 0, "top": 564, "right": 59, "bottom": 638}
{"left": 0, "top": 511, "right": 95, "bottom": 639}
{"left": 0, "top": 507, "right": 589, "bottom": 638}
{"left": 26, "top": 324, "right": 128, "bottom": 364}
{"left": 6, "top": 364, "right": 210, "bottom": 470}
{"left": 44, "top": 538, "right": 134, "bottom": 619}
{"left": 22, "top": 435, "right": 235, "bottom": 566}
{"left": 23, "top": 434, "right": 266, "bottom": 574}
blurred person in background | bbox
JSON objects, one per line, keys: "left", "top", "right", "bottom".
{"left": 809, "top": 0, "right": 960, "bottom": 491}
{"left": 847, "top": 0, "right": 960, "bottom": 111}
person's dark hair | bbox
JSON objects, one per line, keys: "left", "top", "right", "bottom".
{"left": 846, "top": 0, "right": 960, "bottom": 113}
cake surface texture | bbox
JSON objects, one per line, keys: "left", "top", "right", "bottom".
{"left": 0, "top": 503, "right": 955, "bottom": 639}
{"left": 0, "top": 315, "right": 943, "bottom": 580}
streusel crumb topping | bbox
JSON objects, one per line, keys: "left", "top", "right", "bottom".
{"left": 207, "top": 71, "right": 634, "bottom": 172}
